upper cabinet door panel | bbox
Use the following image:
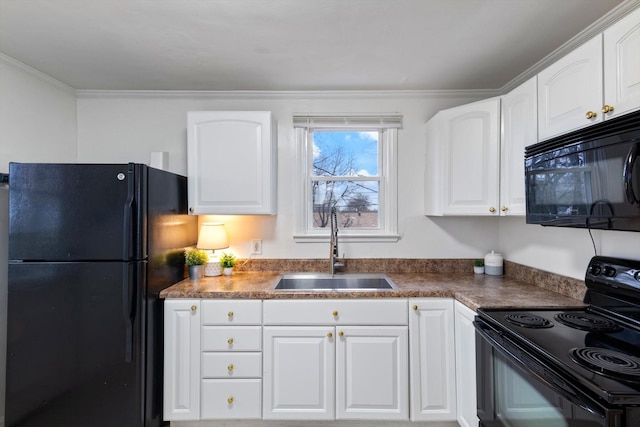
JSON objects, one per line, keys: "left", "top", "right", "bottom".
{"left": 187, "top": 111, "right": 277, "bottom": 215}
{"left": 604, "top": 7, "right": 640, "bottom": 120}
{"left": 538, "top": 35, "right": 603, "bottom": 141}
{"left": 440, "top": 99, "right": 500, "bottom": 215}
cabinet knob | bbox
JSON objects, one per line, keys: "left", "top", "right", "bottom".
{"left": 602, "top": 105, "right": 615, "bottom": 114}
{"left": 228, "top": 311, "right": 234, "bottom": 318}
{"left": 327, "top": 332, "right": 333, "bottom": 339}
{"left": 413, "top": 305, "right": 418, "bottom": 311}
{"left": 227, "top": 364, "right": 234, "bottom": 371}
{"left": 585, "top": 111, "right": 597, "bottom": 119}
{"left": 489, "top": 207, "right": 496, "bottom": 213}
{"left": 189, "top": 207, "right": 194, "bottom": 213}
{"left": 191, "top": 305, "right": 197, "bottom": 312}
{"left": 501, "top": 206, "right": 508, "bottom": 212}
{"left": 227, "top": 338, "right": 234, "bottom": 345}
{"left": 227, "top": 396, "right": 234, "bottom": 404}
{"left": 338, "top": 331, "right": 344, "bottom": 337}
{"left": 332, "top": 310, "right": 339, "bottom": 317}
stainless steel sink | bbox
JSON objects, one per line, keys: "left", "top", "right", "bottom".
{"left": 273, "top": 273, "right": 397, "bottom": 291}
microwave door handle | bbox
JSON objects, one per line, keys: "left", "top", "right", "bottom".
{"left": 623, "top": 142, "right": 640, "bottom": 206}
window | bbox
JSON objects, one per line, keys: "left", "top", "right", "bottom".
{"left": 293, "top": 114, "right": 401, "bottom": 242}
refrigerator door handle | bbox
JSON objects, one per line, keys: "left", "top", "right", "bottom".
{"left": 123, "top": 265, "right": 137, "bottom": 363}
{"left": 122, "top": 165, "right": 135, "bottom": 260}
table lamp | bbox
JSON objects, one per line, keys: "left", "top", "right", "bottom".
{"left": 197, "top": 222, "right": 229, "bottom": 276}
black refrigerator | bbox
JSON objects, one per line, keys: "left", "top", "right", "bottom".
{"left": 6, "top": 163, "right": 198, "bottom": 427}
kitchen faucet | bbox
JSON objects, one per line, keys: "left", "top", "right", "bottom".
{"left": 330, "top": 207, "right": 344, "bottom": 275}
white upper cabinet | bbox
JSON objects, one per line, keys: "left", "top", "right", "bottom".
{"left": 500, "top": 77, "right": 537, "bottom": 216}
{"left": 425, "top": 98, "right": 501, "bottom": 216}
{"left": 603, "top": 6, "right": 640, "bottom": 120}
{"left": 537, "top": 35, "right": 603, "bottom": 141}
{"left": 538, "top": 6, "right": 640, "bottom": 140}
{"left": 187, "top": 111, "right": 277, "bottom": 215}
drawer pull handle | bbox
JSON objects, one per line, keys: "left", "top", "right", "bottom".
{"left": 327, "top": 332, "right": 333, "bottom": 339}
{"left": 602, "top": 105, "right": 615, "bottom": 114}
{"left": 585, "top": 110, "right": 597, "bottom": 119}
{"left": 227, "top": 338, "right": 234, "bottom": 345}
{"left": 338, "top": 331, "right": 344, "bottom": 337}
{"left": 413, "top": 305, "right": 418, "bottom": 311}
{"left": 489, "top": 207, "right": 496, "bottom": 213}
{"left": 501, "top": 206, "right": 508, "bottom": 212}
{"left": 227, "top": 396, "right": 234, "bottom": 404}
{"left": 191, "top": 305, "right": 197, "bottom": 312}
{"left": 227, "top": 364, "right": 234, "bottom": 371}
{"left": 332, "top": 310, "right": 339, "bottom": 317}
{"left": 228, "top": 311, "right": 234, "bottom": 318}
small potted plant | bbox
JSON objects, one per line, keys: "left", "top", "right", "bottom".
{"left": 473, "top": 259, "right": 485, "bottom": 274}
{"left": 219, "top": 252, "right": 237, "bottom": 276}
{"left": 185, "top": 248, "right": 208, "bottom": 280}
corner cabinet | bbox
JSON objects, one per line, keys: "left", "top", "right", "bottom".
{"left": 187, "top": 111, "right": 277, "bottom": 215}
{"left": 500, "top": 77, "right": 537, "bottom": 216}
{"left": 424, "top": 98, "right": 501, "bottom": 216}
{"left": 409, "top": 298, "right": 457, "bottom": 421}
{"left": 454, "top": 301, "right": 479, "bottom": 427}
{"left": 538, "top": 6, "right": 640, "bottom": 141}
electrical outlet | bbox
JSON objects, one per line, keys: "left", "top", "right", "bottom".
{"left": 251, "top": 239, "right": 262, "bottom": 255}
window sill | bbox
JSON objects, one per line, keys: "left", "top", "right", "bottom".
{"left": 293, "top": 234, "right": 400, "bottom": 243}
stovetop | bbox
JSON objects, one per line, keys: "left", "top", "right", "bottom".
{"left": 478, "top": 305, "right": 640, "bottom": 404}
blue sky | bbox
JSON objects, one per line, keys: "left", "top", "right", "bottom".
{"left": 312, "top": 131, "right": 378, "bottom": 176}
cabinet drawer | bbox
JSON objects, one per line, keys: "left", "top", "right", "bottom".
{"left": 202, "top": 326, "right": 262, "bottom": 351}
{"left": 201, "top": 379, "right": 262, "bottom": 419}
{"left": 202, "top": 300, "right": 262, "bottom": 325}
{"left": 202, "top": 352, "right": 262, "bottom": 378}
{"left": 263, "top": 299, "right": 408, "bottom": 325}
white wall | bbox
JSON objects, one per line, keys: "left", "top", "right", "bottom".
{"left": 77, "top": 91, "right": 501, "bottom": 261}
{"left": 0, "top": 54, "right": 78, "bottom": 426}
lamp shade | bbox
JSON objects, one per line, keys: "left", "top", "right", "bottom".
{"left": 197, "top": 223, "right": 229, "bottom": 250}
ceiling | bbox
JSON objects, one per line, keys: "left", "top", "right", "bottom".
{"left": 0, "top": 0, "right": 629, "bottom": 91}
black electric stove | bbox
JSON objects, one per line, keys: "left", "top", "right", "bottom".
{"left": 475, "top": 256, "right": 640, "bottom": 427}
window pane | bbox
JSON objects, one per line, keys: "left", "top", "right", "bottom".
{"left": 311, "top": 180, "right": 379, "bottom": 229}
{"left": 312, "top": 131, "right": 379, "bottom": 177}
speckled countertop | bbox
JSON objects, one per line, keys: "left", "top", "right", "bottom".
{"left": 160, "top": 263, "right": 586, "bottom": 311}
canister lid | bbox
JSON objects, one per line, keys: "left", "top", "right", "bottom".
{"left": 484, "top": 250, "right": 503, "bottom": 266}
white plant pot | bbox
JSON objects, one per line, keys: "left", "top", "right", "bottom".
{"left": 223, "top": 267, "right": 233, "bottom": 276}
{"left": 473, "top": 266, "right": 485, "bottom": 274}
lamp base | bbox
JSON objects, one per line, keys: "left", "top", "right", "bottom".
{"left": 204, "top": 262, "right": 222, "bottom": 277}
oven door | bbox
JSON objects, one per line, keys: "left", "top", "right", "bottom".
{"left": 474, "top": 319, "right": 624, "bottom": 427}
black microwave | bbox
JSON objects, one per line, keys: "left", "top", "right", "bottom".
{"left": 525, "top": 110, "right": 640, "bottom": 232}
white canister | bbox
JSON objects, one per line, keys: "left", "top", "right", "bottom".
{"left": 484, "top": 250, "right": 503, "bottom": 276}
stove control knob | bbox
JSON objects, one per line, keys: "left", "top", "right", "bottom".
{"left": 634, "top": 271, "right": 640, "bottom": 282}
{"left": 603, "top": 266, "right": 617, "bottom": 277}
{"left": 588, "top": 264, "right": 602, "bottom": 276}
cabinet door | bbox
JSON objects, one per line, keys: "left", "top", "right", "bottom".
{"left": 439, "top": 98, "right": 501, "bottom": 216}
{"left": 454, "top": 301, "right": 479, "bottom": 427}
{"left": 187, "top": 111, "right": 277, "bottom": 215}
{"left": 538, "top": 35, "right": 603, "bottom": 141}
{"left": 262, "top": 326, "right": 335, "bottom": 420}
{"left": 604, "top": 6, "right": 640, "bottom": 120}
{"left": 409, "top": 299, "right": 456, "bottom": 421}
{"left": 500, "top": 77, "right": 537, "bottom": 216}
{"left": 336, "top": 326, "right": 409, "bottom": 420}
{"left": 163, "top": 300, "right": 201, "bottom": 421}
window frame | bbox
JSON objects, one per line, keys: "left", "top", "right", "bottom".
{"left": 293, "top": 115, "right": 400, "bottom": 243}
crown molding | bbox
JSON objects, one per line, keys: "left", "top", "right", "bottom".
{"left": 0, "top": 52, "right": 75, "bottom": 94}
{"left": 501, "top": 0, "right": 640, "bottom": 93}
{"left": 75, "top": 88, "right": 499, "bottom": 100}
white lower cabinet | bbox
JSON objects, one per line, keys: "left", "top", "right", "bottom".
{"left": 262, "top": 299, "right": 409, "bottom": 421}
{"left": 455, "top": 300, "right": 479, "bottom": 427}
{"left": 409, "top": 298, "right": 457, "bottom": 421}
{"left": 163, "top": 299, "right": 201, "bottom": 421}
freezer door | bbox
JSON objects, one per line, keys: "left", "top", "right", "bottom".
{"left": 8, "top": 163, "right": 145, "bottom": 261}
{"left": 6, "top": 261, "right": 145, "bottom": 427}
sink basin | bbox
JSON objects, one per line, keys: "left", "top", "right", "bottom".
{"left": 273, "top": 273, "right": 397, "bottom": 291}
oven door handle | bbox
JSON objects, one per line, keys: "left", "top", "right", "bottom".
{"left": 475, "top": 320, "right": 610, "bottom": 419}
{"left": 623, "top": 142, "right": 640, "bottom": 206}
